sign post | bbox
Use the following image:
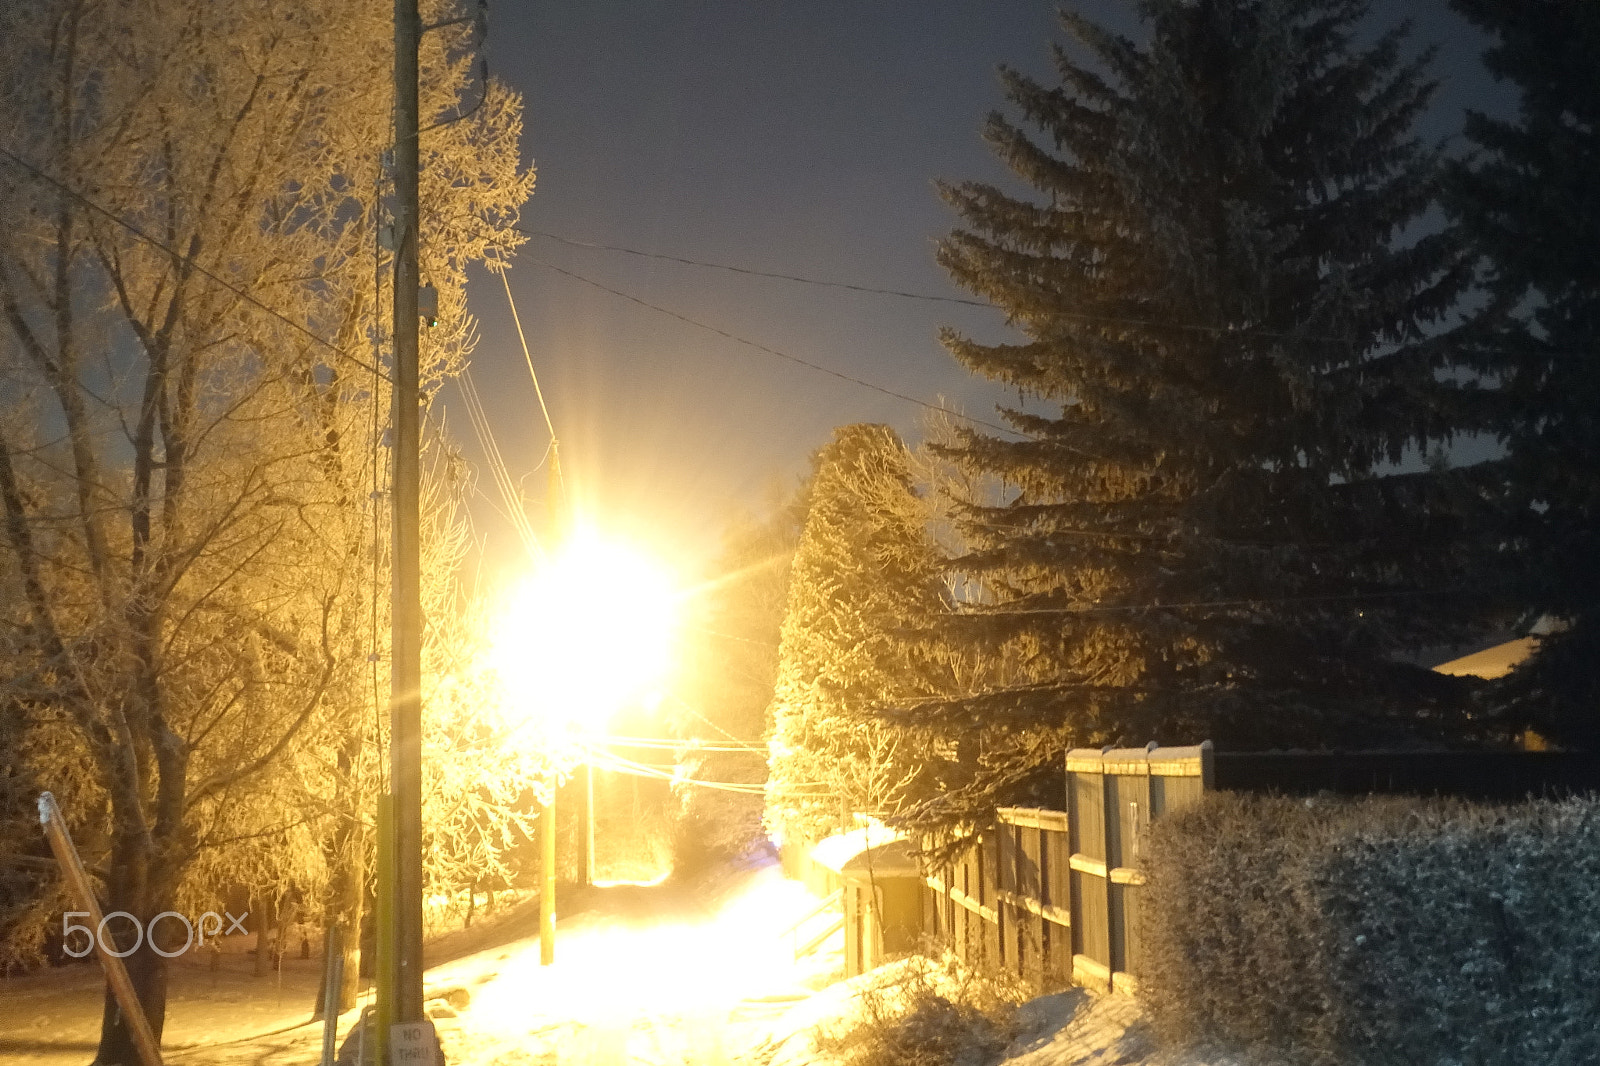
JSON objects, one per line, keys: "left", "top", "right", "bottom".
{"left": 37, "top": 792, "right": 164, "bottom": 1066}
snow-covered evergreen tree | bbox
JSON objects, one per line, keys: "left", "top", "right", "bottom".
{"left": 923, "top": 0, "right": 1499, "bottom": 789}
{"left": 1448, "top": 0, "right": 1600, "bottom": 747}
{"left": 766, "top": 425, "right": 948, "bottom": 845}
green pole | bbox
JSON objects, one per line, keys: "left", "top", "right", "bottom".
{"left": 375, "top": 793, "right": 396, "bottom": 1065}
{"left": 539, "top": 443, "right": 563, "bottom": 965}
{"left": 539, "top": 790, "right": 555, "bottom": 965}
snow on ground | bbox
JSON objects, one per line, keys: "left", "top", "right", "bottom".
{"left": 427, "top": 854, "right": 846, "bottom": 1065}
{"left": 751, "top": 952, "right": 1252, "bottom": 1066}
{"left": 0, "top": 856, "right": 1248, "bottom": 1066}
{"left": 0, "top": 852, "right": 848, "bottom": 1066}
{"left": 0, "top": 933, "right": 327, "bottom": 1066}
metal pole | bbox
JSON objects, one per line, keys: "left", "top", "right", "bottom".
{"left": 539, "top": 793, "right": 556, "bottom": 966}
{"left": 319, "top": 925, "right": 344, "bottom": 1066}
{"left": 390, "top": 0, "right": 425, "bottom": 1030}
{"left": 36, "top": 793, "right": 163, "bottom": 1066}
{"left": 375, "top": 793, "right": 396, "bottom": 1066}
{"left": 583, "top": 761, "right": 595, "bottom": 886}
{"left": 540, "top": 444, "right": 563, "bottom": 964}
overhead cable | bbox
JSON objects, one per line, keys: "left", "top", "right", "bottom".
{"left": 521, "top": 227, "right": 993, "bottom": 308}
{"left": 525, "top": 255, "right": 1025, "bottom": 439}
{"left": 957, "top": 585, "right": 1469, "bottom": 617}
{"left": 522, "top": 226, "right": 1460, "bottom": 348}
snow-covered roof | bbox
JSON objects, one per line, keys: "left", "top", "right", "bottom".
{"left": 1431, "top": 636, "right": 1538, "bottom": 680}
{"left": 808, "top": 824, "right": 920, "bottom": 878}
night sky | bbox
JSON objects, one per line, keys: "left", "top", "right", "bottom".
{"left": 453, "top": 0, "right": 1516, "bottom": 579}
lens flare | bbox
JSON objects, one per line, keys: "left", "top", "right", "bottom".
{"left": 489, "top": 526, "right": 679, "bottom": 735}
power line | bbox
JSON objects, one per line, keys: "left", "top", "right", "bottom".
{"left": 664, "top": 692, "right": 753, "bottom": 746}
{"left": 523, "top": 228, "right": 1600, "bottom": 363}
{"left": 457, "top": 366, "right": 545, "bottom": 560}
{"left": 458, "top": 223, "right": 1037, "bottom": 449}
{"left": 955, "top": 586, "right": 1469, "bottom": 618}
{"left": 594, "top": 734, "right": 767, "bottom": 753}
{"left": 496, "top": 265, "right": 559, "bottom": 446}
{"left": 369, "top": 171, "right": 390, "bottom": 793}
{"left": 524, "top": 255, "right": 1026, "bottom": 439}
{"left": 0, "top": 144, "right": 383, "bottom": 378}
{"left": 521, "top": 227, "right": 994, "bottom": 309}
{"left": 581, "top": 743, "right": 828, "bottom": 796}
{"left": 519, "top": 226, "right": 1443, "bottom": 349}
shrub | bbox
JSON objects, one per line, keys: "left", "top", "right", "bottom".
{"left": 814, "top": 953, "right": 1030, "bottom": 1066}
{"left": 1140, "top": 792, "right": 1600, "bottom": 1066}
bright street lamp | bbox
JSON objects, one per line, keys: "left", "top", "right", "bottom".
{"left": 489, "top": 525, "right": 679, "bottom": 963}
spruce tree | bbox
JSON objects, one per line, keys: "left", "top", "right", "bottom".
{"left": 766, "top": 425, "right": 948, "bottom": 845}
{"left": 1448, "top": 0, "right": 1600, "bottom": 747}
{"left": 924, "top": 0, "right": 1497, "bottom": 792}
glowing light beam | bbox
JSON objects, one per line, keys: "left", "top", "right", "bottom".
{"left": 489, "top": 525, "right": 680, "bottom": 737}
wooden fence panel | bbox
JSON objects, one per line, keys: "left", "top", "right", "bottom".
{"left": 981, "top": 831, "right": 1001, "bottom": 965}
{"left": 1150, "top": 744, "right": 1214, "bottom": 816}
{"left": 915, "top": 742, "right": 1599, "bottom": 998}
{"left": 1104, "top": 747, "right": 1151, "bottom": 990}
{"left": 1067, "top": 751, "right": 1112, "bottom": 989}
{"left": 1017, "top": 825, "right": 1045, "bottom": 987}
{"left": 919, "top": 743, "right": 1212, "bottom": 996}
{"left": 1212, "top": 750, "right": 1600, "bottom": 800}
{"left": 1041, "top": 818, "right": 1072, "bottom": 987}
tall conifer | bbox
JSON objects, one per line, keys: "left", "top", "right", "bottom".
{"left": 766, "top": 425, "right": 947, "bottom": 844}
{"left": 924, "top": 0, "right": 1495, "bottom": 783}
{"left": 1448, "top": 0, "right": 1600, "bottom": 746}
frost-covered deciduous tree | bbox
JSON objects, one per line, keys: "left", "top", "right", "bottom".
{"left": 766, "top": 425, "right": 949, "bottom": 846}
{"left": 0, "top": 0, "right": 530, "bottom": 1056}
{"left": 919, "top": 0, "right": 1502, "bottom": 826}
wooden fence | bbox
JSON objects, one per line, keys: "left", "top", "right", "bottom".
{"left": 1214, "top": 749, "right": 1600, "bottom": 800}
{"left": 922, "top": 742, "right": 1212, "bottom": 995}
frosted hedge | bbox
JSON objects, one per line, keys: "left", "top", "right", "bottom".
{"left": 1139, "top": 792, "right": 1600, "bottom": 1066}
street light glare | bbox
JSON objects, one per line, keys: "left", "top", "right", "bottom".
{"left": 491, "top": 527, "right": 679, "bottom": 735}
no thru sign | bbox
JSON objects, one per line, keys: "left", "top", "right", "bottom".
{"left": 390, "top": 1021, "right": 440, "bottom": 1066}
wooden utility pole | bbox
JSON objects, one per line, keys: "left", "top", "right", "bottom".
{"left": 389, "top": 0, "right": 425, "bottom": 1030}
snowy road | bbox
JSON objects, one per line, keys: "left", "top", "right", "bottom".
{"left": 0, "top": 857, "right": 845, "bottom": 1066}
{"left": 430, "top": 859, "right": 841, "bottom": 1065}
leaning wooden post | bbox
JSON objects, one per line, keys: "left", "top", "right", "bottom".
{"left": 37, "top": 792, "right": 164, "bottom": 1066}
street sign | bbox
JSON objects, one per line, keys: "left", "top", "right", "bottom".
{"left": 389, "top": 1021, "right": 440, "bottom": 1066}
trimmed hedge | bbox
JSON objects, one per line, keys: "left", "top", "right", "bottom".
{"left": 1139, "top": 793, "right": 1600, "bottom": 1066}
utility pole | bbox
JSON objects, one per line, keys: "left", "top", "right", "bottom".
{"left": 389, "top": 0, "right": 425, "bottom": 1030}
{"left": 540, "top": 443, "right": 562, "bottom": 964}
